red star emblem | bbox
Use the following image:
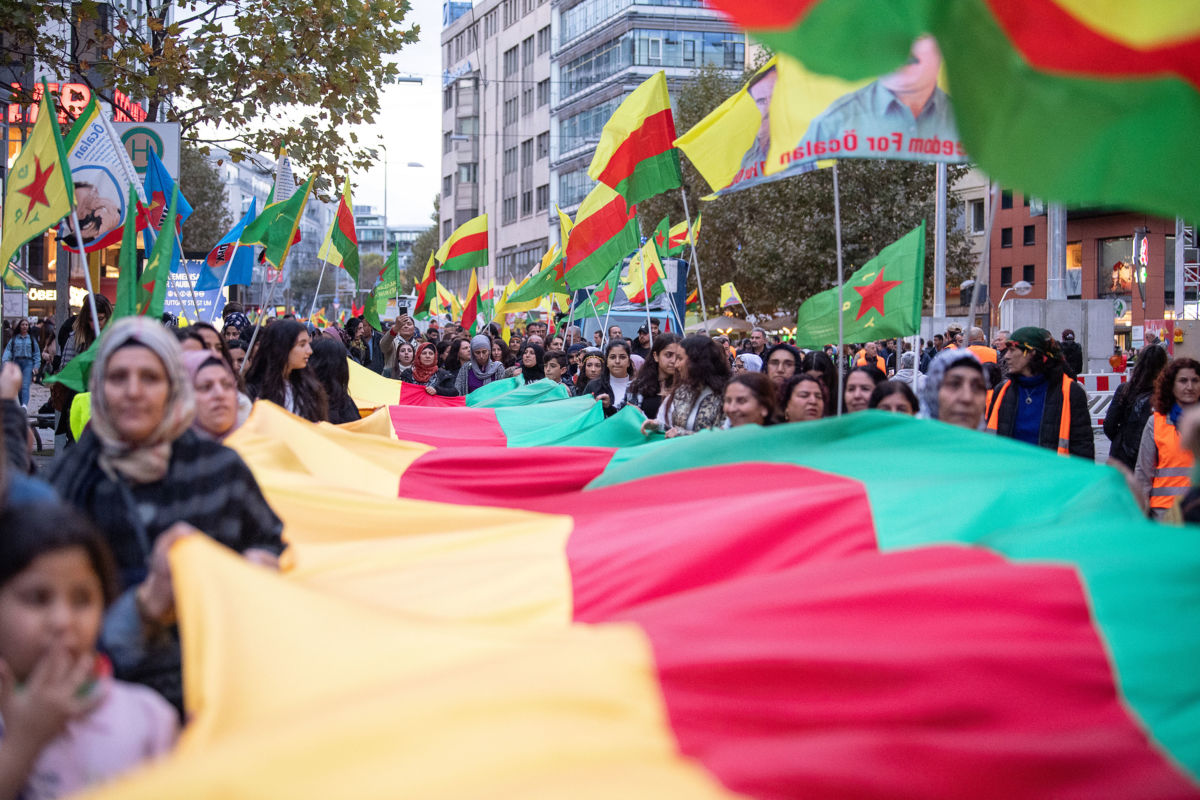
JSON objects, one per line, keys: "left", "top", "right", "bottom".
{"left": 17, "top": 157, "right": 56, "bottom": 218}
{"left": 594, "top": 282, "right": 612, "bottom": 306}
{"left": 654, "top": 230, "right": 666, "bottom": 249}
{"left": 552, "top": 256, "right": 567, "bottom": 282}
{"left": 853, "top": 267, "right": 902, "bottom": 320}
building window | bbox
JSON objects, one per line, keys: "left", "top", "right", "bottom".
{"left": 968, "top": 199, "right": 985, "bottom": 234}
{"left": 502, "top": 195, "right": 518, "bottom": 225}
{"left": 443, "top": 85, "right": 454, "bottom": 110}
{"left": 443, "top": 131, "right": 452, "bottom": 153}
{"left": 1067, "top": 241, "right": 1083, "bottom": 298}
{"left": 560, "top": 28, "right": 744, "bottom": 99}
{"left": 521, "top": 138, "right": 533, "bottom": 168}
{"left": 443, "top": 219, "right": 453, "bottom": 238}
{"left": 537, "top": 78, "right": 550, "bottom": 106}
{"left": 521, "top": 189, "right": 533, "bottom": 216}
{"left": 1000, "top": 266, "right": 1012, "bottom": 287}
{"left": 1023, "top": 194, "right": 1030, "bottom": 207}
{"left": 1001, "top": 189, "right": 1013, "bottom": 209}
{"left": 504, "top": 97, "right": 518, "bottom": 126}
{"left": 456, "top": 116, "right": 478, "bottom": 135}
{"left": 522, "top": 87, "right": 534, "bottom": 115}
{"left": 557, "top": 92, "right": 628, "bottom": 155}
{"left": 503, "top": 46, "right": 518, "bottom": 76}
{"left": 1000, "top": 227, "right": 1013, "bottom": 248}
{"left": 537, "top": 25, "right": 551, "bottom": 54}
{"left": 522, "top": 36, "right": 534, "bottom": 66}
{"left": 536, "top": 183, "right": 549, "bottom": 211}
{"left": 1023, "top": 225, "right": 1035, "bottom": 246}
{"left": 484, "top": 9, "right": 498, "bottom": 38}
{"left": 560, "top": 0, "right": 705, "bottom": 48}
{"left": 557, "top": 167, "right": 595, "bottom": 208}
{"left": 503, "top": 147, "right": 518, "bottom": 175}
{"left": 458, "top": 163, "right": 478, "bottom": 184}
{"left": 503, "top": 0, "right": 518, "bottom": 28}
{"left": 442, "top": 175, "right": 452, "bottom": 196}
{"left": 1022, "top": 264, "right": 1035, "bottom": 285}
{"left": 536, "top": 131, "right": 549, "bottom": 159}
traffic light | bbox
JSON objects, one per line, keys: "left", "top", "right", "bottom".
{"left": 1133, "top": 227, "right": 1150, "bottom": 302}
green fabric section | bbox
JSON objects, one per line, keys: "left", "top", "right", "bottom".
{"left": 139, "top": 187, "right": 178, "bottom": 320}
{"left": 113, "top": 184, "right": 140, "bottom": 320}
{"left": 591, "top": 411, "right": 1200, "bottom": 780}
{"left": 508, "top": 262, "right": 567, "bottom": 305}
{"left": 505, "top": 400, "right": 606, "bottom": 447}
{"left": 747, "top": 0, "right": 1200, "bottom": 225}
{"left": 441, "top": 249, "right": 488, "bottom": 272}
{"left": 240, "top": 177, "right": 312, "bottom": 267}
{"left": 470, "top": 378, "right": 569, "bottom": 409}
{"left": 464, "top": 376, "right": 523, "bottom": 407}
{"left": 44, "top": 343, "right": 95, "bottom": 393}
{"left": 492, "top": 395, "right": 597, "bottom": 440}
{"left": 795, "top": 223, "right": 924, "bottom": 348}
{"left": 513, "top": 403, "right": 659, "bottom": 449}
{"left": 613, "top": 147, "right": 683, "bottom": 207}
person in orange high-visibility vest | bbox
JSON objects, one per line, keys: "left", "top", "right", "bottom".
{"left": 1133, "top": 357, "right": 1200, "bottom": 519}
{"left": 965, "top": 326, "right": 997, "bottom": 364}
{"left": 986, "top": 327, "right": 1093, "bottom": 459}
{"left": 854, "top": 341, "right": 886, "bottom": 374}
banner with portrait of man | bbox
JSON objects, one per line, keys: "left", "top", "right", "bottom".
{"left": 677, "top": 36, "right": 968, "bottom": 197}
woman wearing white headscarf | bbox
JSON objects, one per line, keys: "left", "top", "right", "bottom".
{"left": 52, "top": 317, "right": 283, "bottom": 713}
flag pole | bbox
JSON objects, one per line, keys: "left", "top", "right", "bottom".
{"left": 208, "top": 242, "right": 241, "bottom": 324}
{"left": 67, "top": 211, "right": 102, "bottom": 339}
{"left": 308, "top": 256, "right": 330, "bottom": 320}
{"left": 241, "top": 265, "right": 280, "bottom": 376}
{"left": 832, "top": 162, "right": 845, "bottom": 416}
{"left": 678, "top": 188, "right": 708, "bottom": 327}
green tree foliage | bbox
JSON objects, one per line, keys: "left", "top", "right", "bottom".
{"left": 179, "top": 144, "right": 232, "bottom": 254}
{"left": 640, "top": 65, "right": 976, "bottom": 315}
{"left": 3, "top": 0, "right": 420, "bottom": 189}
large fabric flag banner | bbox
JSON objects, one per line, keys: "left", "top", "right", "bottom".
{"left": 564, "top": 183, "right": 639, "bottom": 291}
{"left": 794, "top": 222, "right": 925, "bottom": 347}
{"left": 143, "top": 148, "right": 193, "bottom": 271}
{"left": 0, "top": 90, "right": 74, "bottom": 274}
{"left": 56, "top": 93, "right": 145, "bottom": 252}
{"left": 703, "top": 0, "right": 1200, "bottom": 223}
{"left": 676, "top": 44, "right": 964, "bottom": 197}
{"left": 575, "top": 264, "right": 620, "bottom": 318}
{"left": 588, "top": 70, "right": 682, "bottom": 206}
{"left": 435, "top": 213, "right": 488, "bottom": 271}
{"left": 196, "top": 198, "right": 257, "bottom": 291}
{"left": 317, "top": 177, "right": 360, "bottom": 289}
{"left": 85, "top": 402, "right": 1200, "bottom": 799}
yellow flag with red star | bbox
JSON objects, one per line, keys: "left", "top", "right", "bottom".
{"left": 1, "top": 88, "right": 74, "bottom": 279}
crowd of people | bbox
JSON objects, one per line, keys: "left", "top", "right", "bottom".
{"left": 1, "top": 298, "right": 1199, "bottom": 798}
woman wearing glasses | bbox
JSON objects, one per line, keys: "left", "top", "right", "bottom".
{"left": 985, "top": 327, "right": 1093, "bottom": 459}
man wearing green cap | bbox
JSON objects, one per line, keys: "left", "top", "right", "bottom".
{"left": 986, "top": 327, "right": 1093, "bottom": 458}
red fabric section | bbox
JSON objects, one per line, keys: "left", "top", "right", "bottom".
{"left": 461, "top": 293, "right": 479, "bottom": 332}
{"left": 397, "top": 383, "right": 466, "bottom": 407}
{"left": 388, "top": 405, "right": 506, "bottom": 448}
{"left": 595, "top": 109, "right": 678, "bottom": 187}
{"left": 567, "top": 463, "right": 876, "bottom": 622}
{"left": 565, "top": 196, "right": 635, "bottom": 265}
{"left": 627, "top": 547, "right": 1198, "bottom": 799}
{"left": 444, "top": 230, "right": 489, "bottom": 261}
{"left": 335, "top": 198, "right": 357, "bottom": 244}
{"left": 984, "top": 0, "right": 1200, "bottom": 89}
{"left": 397, "top": 446, "right": 616, "bottom": 507}
{"left": 703, "top": 0, "right": 817, "bottom": 29}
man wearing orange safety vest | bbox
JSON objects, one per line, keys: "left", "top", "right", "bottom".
{"left": 986, "top": 327, "right": 1093, "bottom": 459}
{"left": 965, "top": 326, "right": 997, "bottom": 364}
{"left": 854, "top": 341, "right": 887, "bottom": 374}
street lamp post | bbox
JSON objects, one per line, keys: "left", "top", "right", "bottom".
{"left": 997, "top": 280, "right": 1033, "bottom": 331}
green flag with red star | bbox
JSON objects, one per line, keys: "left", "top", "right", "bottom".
{"left": 574, "top": 264, "right": 620, "bottom": 318}
{"left": 794, "top": 223, "right": 925, "bottom": 348}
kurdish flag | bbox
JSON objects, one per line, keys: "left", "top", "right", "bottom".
{"left": 719, "top": 282, "right": 742, "bottom": 309}
{"left": 1, "top": 88, "right": 74, "bottom": 274}
{"left": 505, "top": 244, "right": 567, "bottom": 305}
{"left": 460, "top": 269, "right": 481, "bottom": 334}
{"left": 241, "top": 177, "right": 314, "bottom": 267}
{"left": 587, "top": 70, "right": 682, "bottom": 206}
{"left": 412, "top": 252, "right": 437, "bottom": 316}
{"left": 90, "top": 399, "right": 1200, "bottom": 799}
{"left": 435, "top": 213, "right": 488, "bottom": 271}
{"left": 795, "top": 222, "right": 925, "bottom": 348}
{"left": 564, "top": 183, "right": 639, "bottom": 291}
{"left": 686, "top": 287, "right": 699, "bottom": 310}
{"left": 623, "top": 236, "right": 665, "bottom": 304}
{"left": 138, "top": 187, "right": 180, "bottom": 319}
{"left": 318, "top": 177, "right": 360, "bottom": 289}
{"left": 703, "top": 0, "right": 1200, "bottom": 223}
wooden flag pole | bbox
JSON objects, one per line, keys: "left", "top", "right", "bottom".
{"left": 832, "top": 162, "right": 846, "bottom": 416}
{"left": 678, "top": 188, "right": 708, "bottom": 327}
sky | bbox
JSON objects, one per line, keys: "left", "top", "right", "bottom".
{"left": 350, "top": 0, "right": 445, "bottom": 228}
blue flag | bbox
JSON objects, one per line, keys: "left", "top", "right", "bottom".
{"left": 196, "top": 198, "right": 257, "bottom": 291}
{"left": 143, "top": 148, "right": 193, "bottom": 272}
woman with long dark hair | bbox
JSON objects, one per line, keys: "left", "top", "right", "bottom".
{"left": 244, "top": 319, "right": 327, "bottom": 422}
{"left": 643, "top": 335, "right": 729, "bottom": 437}
{"left": 583, "top": 339, "right": 635, "bottom": 416}
{"left": 400, "top": 341, "right": 456, "bottom": 396}
{"left": 575, "top": 350, "right": 604, "bottom": 397}
{"left": 1134, "top": 356, "right": 1200, "bottom": 518}
{"left": 723, "top": 372, "right": 776, "bottom": 428}
{"left": 868, "top": 380, "right": 919, "bottom": 415}
{"left": 843, "top": 365, "right": 886, "bottom": 414}
{"left": 1105, "top": 343, "right": 1168, "bottom": 469}
{"left": 628, "top": 333, "right": 680, "bottom": 420}
{"left": 308, "top": 337, "right": 361, "bottom": 423}
{"left": 780, "top": 373, "right": 827, "bottom": 423}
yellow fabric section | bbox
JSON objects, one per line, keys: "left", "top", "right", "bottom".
{"left": 434, "top": 212, "right": 488, "bottom": 263}
{"left": 1050, "top": 0, "right": 1200, "bottom": 48}
{"left": 69, "top": 392, "right": 92, "bottom": 442}
{"left": 346, "top": 357, "right": 401, "bottom": 411}
{"left": 588, "top": 70, "right": 672, "bottom": 174}
{"left": 337, "top": 405, "right": 397, "bottom": 438}
{"left": 79, "top": 536, "right": 739, "bottom": 799}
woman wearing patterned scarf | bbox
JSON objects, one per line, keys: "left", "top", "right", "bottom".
{"left": 52, "top": 317, "right": 283, "bottom": 713}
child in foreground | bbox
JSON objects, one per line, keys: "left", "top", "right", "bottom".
{"left": 0, "top": 504, "right": 177, "bottom": 800}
